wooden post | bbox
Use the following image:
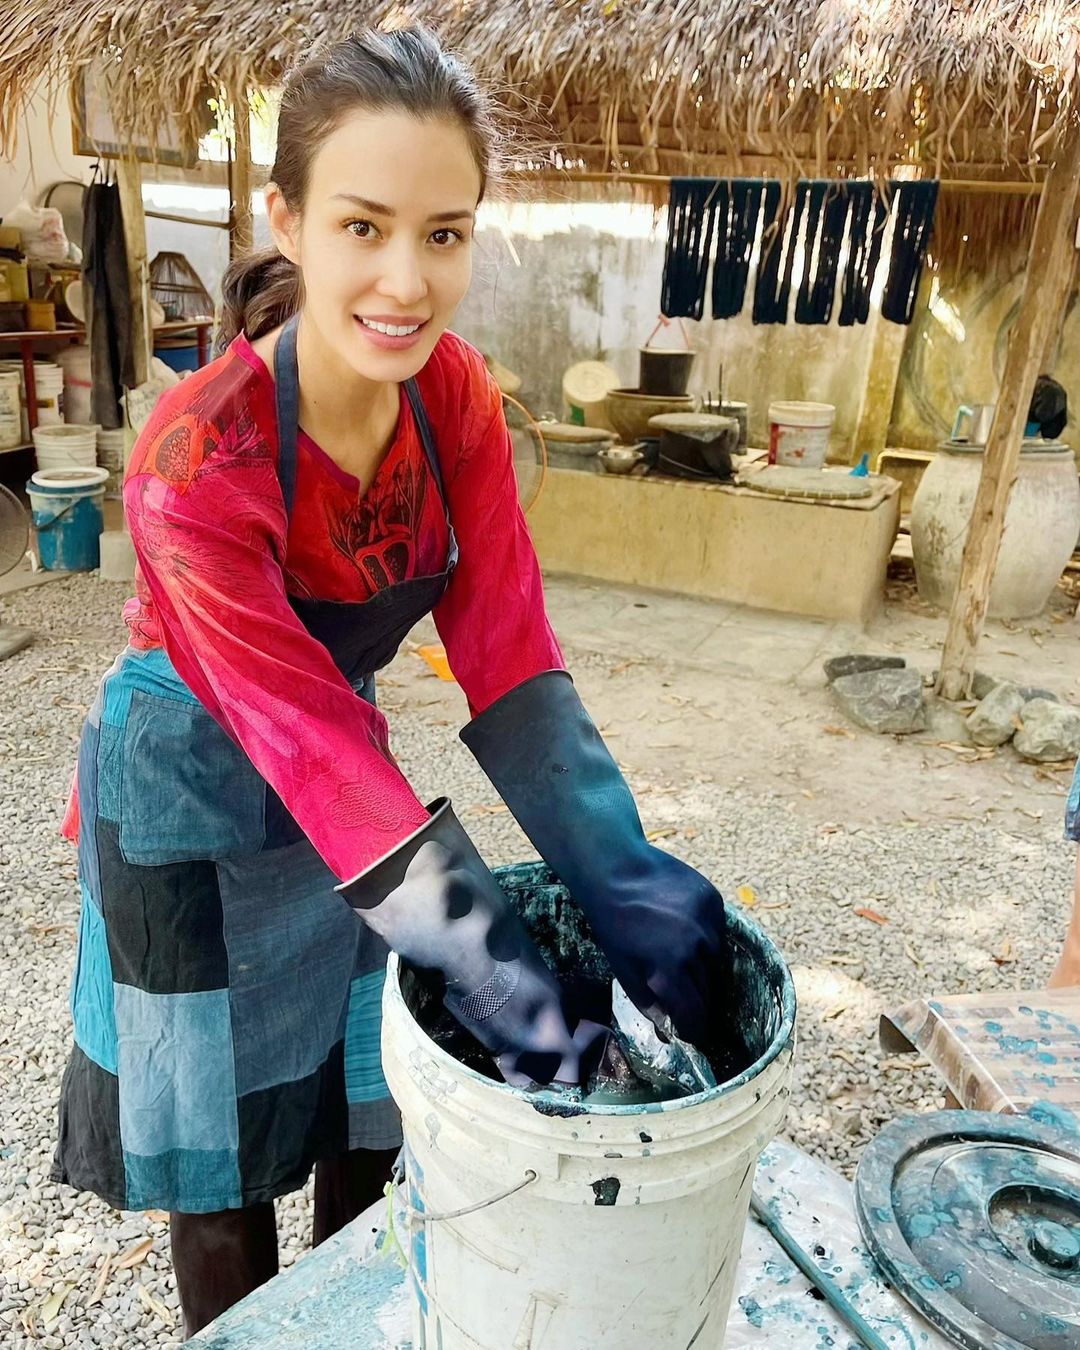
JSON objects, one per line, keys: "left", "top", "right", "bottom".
{"left": 850, "top": 304, "right": 908, "bottom": 464}
{"left": 936, "top": 116, "right": 1080, "bottom": 701}
{"left": 230, "top": 91, "right": 254, "bottom": 259}
{"left": 116, "top": 156, "right": 151, "bottom": 387}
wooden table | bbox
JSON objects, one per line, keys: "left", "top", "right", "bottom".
{"left": 0, "top": 319, "right": 213, "bottom": 450}
{"left": 881, "top": 986, "right": 1080, "bottom": 1121}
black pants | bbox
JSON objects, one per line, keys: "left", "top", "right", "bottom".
{"left": 170, "top": 1146, "right": 399, "bottom": 1339}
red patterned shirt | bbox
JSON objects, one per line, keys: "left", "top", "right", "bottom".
{"left": 97, "top": 329, "right": 563, "bottom": 880}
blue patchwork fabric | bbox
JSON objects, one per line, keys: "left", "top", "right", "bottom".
{"left": 52, "top": 646, "right": 401, "bottom": 1213}
{"left": 70, "top": 885, "right": 117, "bottom": 1074}
{"left": 1067, "top": 758, "right": 1080, "bottom": 842}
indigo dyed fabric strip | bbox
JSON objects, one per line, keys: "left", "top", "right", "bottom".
{"left": 880, "top": 180, "right": 939, "bottom": 324}
{"left": 795, "top": 182, "right": 850, "bottom": 325}
{"left": 710, "top": 180, "right": 765, "bottom": 319}
{"left": 838, "top": 183, "right": 888, "bottom": 327}
{"left": 752, "top": 182, "right": 797, "bottom": 324}
{"left": 661, "top": 178, "right": 722, "bottom": 319}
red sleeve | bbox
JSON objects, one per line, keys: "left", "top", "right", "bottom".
{"left": 123, "top": 401, "right": 429, "bottom": 881}
{"left": 432, "top": 345, "right": 565, "bottom": 716}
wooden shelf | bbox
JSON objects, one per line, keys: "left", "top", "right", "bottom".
{"left": 0, "top": 319, "right": 212, "bottom": 343}
{"left": 0, "top": 440, "right": 32, "bottom": 457}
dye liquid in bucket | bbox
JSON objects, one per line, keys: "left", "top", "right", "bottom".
{"left": 768, "top": 400, "right": 834, "bottom": 468}
{"left": 382, "top": 862, "right": 796, "bottom": 1350}
{"left": 28, "top": 467, "right": 109, "bottom": 571}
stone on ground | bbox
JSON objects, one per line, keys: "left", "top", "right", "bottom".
{"left": 921, "top": 697, "right": 972, "bottom": 745}
{"left": 967, "top": 682, "right": 1026, "bottom": 747}
{"left": 1014, "top": 698, "right": 1080, "bottom": 763}
{"left": 830, "top": 667, "right": 926, "bottom": 734}
{"left": 0, "top": 625, "right": 33, "bottom": 661}
{"left": 823, "top": 654, "right": 905, "bottom": 685}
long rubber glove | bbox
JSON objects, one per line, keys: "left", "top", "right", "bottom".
{"left": 460, "top": 671, "right": 726, "bottom": 1046}
{"left": 336, "top": 797, "right": 606, "bottom": 1089}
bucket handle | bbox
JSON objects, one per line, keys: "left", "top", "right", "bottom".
{"left": 397, "top": 1168, "right": 538, "bottom": 1226}
{"left": 644, "top": 314, "right": 692, "bottom": 350}
{"left": 33, "top": 500, "right": 81, "bottom": 532}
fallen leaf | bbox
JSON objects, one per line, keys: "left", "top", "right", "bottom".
{"left": 825, "top": 954, "right": 861, "bottom": 966}
{"left": 41, "top": 1283, "right": 75, "bottom": 1327}
{"left": 823, "top": 724, "right": 856, "bottom": 738}
{"left": 831, "top": 1048, "right": 857, "bottom": 1066}
{"left": 759, "top": 900, "right": 789, "bottom": 910}
{"left": 904, "top": 942, "right": 923, "bottom": 968}
{"left": 144, "top": 1210, "right": 169, "bottom": 1224}
{"left": 736, "top": 884, "right": 758, "bottom": 908}
{"left": 801, "top": 789, "right": 816, "bottom": 800}
{"left": 682, "top": 826, "right": 699, "bottom": 840}
{"left": 823, "top": 1004, "right": 848, "bottom": 1020}
{"left": 137, "top": 1283, "right": 175, "bottom": 1327}
{"left": 645, "top": 827, "right": 677, "bottom": 842}
{"left": 992, "top": 937, "right": 1015, "bottom": 966}
{"left": 1018, "top": 808, "right": 1043, "bottom": 821}
{"left": 86, "top": 1256, "right": 112, "bottom": 1308}
{"left": 462, "top": 803, "right": 509, "bottom": 818}
{"left": 854, "top": 907, "right": 890, "bottom": 925}
{"left": 114, "top": 1237, "right": 153, "bottom": 1270}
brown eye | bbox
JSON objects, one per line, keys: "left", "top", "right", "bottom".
{"left": 347, "top": 220, "right": 376, "bottom": 239}
{"left": 430, "top": 228, "right": 464, "bottom": 247}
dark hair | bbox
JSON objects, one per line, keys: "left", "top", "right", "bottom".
{"left": 219, "top": 26, "right": 500, "bottom": 347}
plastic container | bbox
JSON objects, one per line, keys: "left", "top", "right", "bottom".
{"left": 27, "top": 466, "right": 109, "bottom": 571}
{"left": 153, "top": 343, "right": 200, "bottom": 375}
{"left": 767, "top": 401, "right": 835, "bottom": 468}
{"left": 0, "top": 362, "right": 29, "bottom": 441}
{"left": 638, "top": 347, "right": 694, "bottom": 397}
{"left": 56, "top": 345, "right": 93, "bottom": 426}
{"left": 562, "top": 361, "right": 620, "bottom": 431}
{"left": 96, "top": 427, "right": 129, "bottom": 497}
{"left": 33, "top": 362, "right": 65, "bottom": 426}
{"left": 383, "top": 862, "right": 796, "bottom": 1350}
{"left": 33, "top": 423, "right": 99, "bottom": 472}
{"left": 0, "top": 370, "right": 23, "bottom": 450}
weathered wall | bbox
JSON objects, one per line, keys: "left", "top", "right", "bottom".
{"left": 0, "top": 82, "right": 93, "bottom": 216}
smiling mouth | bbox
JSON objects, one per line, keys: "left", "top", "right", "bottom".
{"left": 358, "top": 318, "right": 427, "bottom": 337}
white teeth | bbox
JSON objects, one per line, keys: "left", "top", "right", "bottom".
{"left": 361, "top": 319, "right": 421, "bottom": 337}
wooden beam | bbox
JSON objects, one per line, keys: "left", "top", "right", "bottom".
{"left": 116, "top": 156, "right": 151, "bottom": 387}
{"left": 936, "top": 116, "right": 1080, "bottom": 701}
{"left": 230, "top": 93, "right": 254, "bottom": 260}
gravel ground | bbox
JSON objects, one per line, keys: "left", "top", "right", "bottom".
{"left": 1, "top": 573, "right": 1075, "bottom": 1347}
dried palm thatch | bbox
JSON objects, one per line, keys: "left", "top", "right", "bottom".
{"left": 2, "top": 0, "right": 1079, "bottom": 184}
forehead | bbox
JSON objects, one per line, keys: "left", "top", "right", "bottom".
{"left": 308, "top": 109, "right": 482, "bottom": 214}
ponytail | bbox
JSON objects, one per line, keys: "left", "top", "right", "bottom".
{"left": 218, "top": 249, "right": 302, "bottom": 350}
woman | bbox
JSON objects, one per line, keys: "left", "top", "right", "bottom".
{"left": 53, "top": 27, "right": 726, "bottom": 1336}
{"left": 1049, "top": 763, "right": 1080, "bottom": 987}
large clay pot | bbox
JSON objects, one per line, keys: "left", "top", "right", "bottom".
{"left": 911, "top": 440, "right": 1080, "bottom": 618}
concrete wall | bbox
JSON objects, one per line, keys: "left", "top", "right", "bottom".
{"left": 0, "top": 83, "right": 93, "bottom": 215}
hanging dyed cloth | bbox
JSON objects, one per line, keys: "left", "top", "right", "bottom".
{"left": 82, "top": 178, "right": 136, "bottom": 429}
{"left": 880, "top": 181, "right": 939, "bottom": 324}
{"left": 837, "top": 183, "right": 889, "bottom": 327}
{"left": 710, "top": 181, "right": 766, "bottom": 320}
{"left": 751, "top": 182, "right": 798, "bottom": 324}
{"left": 661, "top": 179, "right": 722, "bottom": 320}
{"left": 795, "top": 182, "right": 851, "bottom": 325}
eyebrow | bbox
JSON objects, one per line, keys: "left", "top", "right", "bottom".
{"left": 330, "top": 193, "right": 474, "bottom": 223}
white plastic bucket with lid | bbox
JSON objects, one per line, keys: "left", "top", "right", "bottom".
{"left": 382, "top": 864, "right": 796, "bottom": 1350}
{"left": 33, "top": 423, "right": 100, "bottom": 472}
{"left": 768, "top": 401, "right": 834, "bottom": 467}
{"left": 96, "top": 427, "right": 129, "bottom": 497}
{"left": 33, "top": 362, "right": 65, "bottom": 426}
{"left": 56, "top": 345, "right": 93, "bottom": 426}
{"left": 0, "top": 370, "right": 22, "bottom": 450}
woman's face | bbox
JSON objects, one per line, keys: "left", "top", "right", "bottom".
{"left": 268, "top": 109, "right": 482, "bottom": 382}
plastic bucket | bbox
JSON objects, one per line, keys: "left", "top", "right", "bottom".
{"left": 0, "top": 362, "right": 29, "bottom": 441}
{"left": 153, "top": 343, "right": 200, "bottom": 375}
{"left": 56, "top": 345, "right": 93, "bottom": 426}
{"left": 562, "top": 361, "right": 620, "bottom": 431}
{"left": 33, "top": 423, "right": 100, "bottom": 472}
{"left": 0, "top": 370, "right": 22, "bottom": 450}
{"left": 33, "top": 362, "right": 65, "bottom": 426}
{"left": 768, "top": 401, "right": 834, "bottom": 468}
{"left": 638, "top": 347, "right": 694, "bottom": 397}
{"left": 27, "top": 467, "right": 109, "bottom": 571}
{"left": 382, "top": 862, "right": 796, "bottom": 1350}
{"left": 96, "top": 427, "right": 129, "bottom": 498}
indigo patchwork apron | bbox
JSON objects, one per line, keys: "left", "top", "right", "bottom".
{"left": 53, "top": 316, "right": 459, "bottom": 1212}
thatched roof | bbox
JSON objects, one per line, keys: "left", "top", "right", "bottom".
{"left": 3, "top": 0, "right": 1080, "bottom": 182}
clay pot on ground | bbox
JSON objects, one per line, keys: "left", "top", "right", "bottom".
{"left": 910, "top": 439, "right": 1080, "bottom": 618}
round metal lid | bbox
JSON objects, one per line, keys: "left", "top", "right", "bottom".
{"left": 855, "top": 1110, "right": 1080, "bottom": 1349}
{"left": 743, "top": 466, "right": 873, "bottom": 499}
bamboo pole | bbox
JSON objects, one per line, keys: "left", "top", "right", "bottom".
{"left": 516, "top": 169, "right": 1046, "bottom": 195}
{"left": 230, "top": 92, "right": 254, "bottom": 259}
{"left": 116, "top": 155, "right": 150, "bottom": 386}
{"left": 935, "top": 116, "right": 1080, "bottom": 701}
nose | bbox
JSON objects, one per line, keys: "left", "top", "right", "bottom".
{"left": 375, "top": 240, "right": 428, "bottom": 308}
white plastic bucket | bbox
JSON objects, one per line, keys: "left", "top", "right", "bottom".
{"left": 0, "top": 370, "right": 22, "bottom": 450}
{"left": 382, "top": 868, "right": 796, "bottom": 1350}
{"left": 33, "top": 362, "right": 65, "bottom": 426}
{"left": 28, "top": 466, "right": 109, "bottom": 571}
{"left": 96, "top": 427, "right": 129, "bottom": 498}
{"left": 56, "top": 345, "right": 93, "bottom": 426}
{"left": 0, "top": 362, "right": 29, "bottom": 442}
{"left": 33, "top": 423, "right": 100, "bottom": 472}
{"left": 768, "top": 400, "right": 834, "bottom": 468}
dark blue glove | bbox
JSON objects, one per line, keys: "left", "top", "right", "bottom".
{"left": 336, "top": 797, "right": 606, "bottom": 1088}
{"left": 461, "top": 671, "right": 726, "bottom": 1045}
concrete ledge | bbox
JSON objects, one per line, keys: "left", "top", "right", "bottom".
{"left": 528, "top": 469, "right": 900, "bottom": 625}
